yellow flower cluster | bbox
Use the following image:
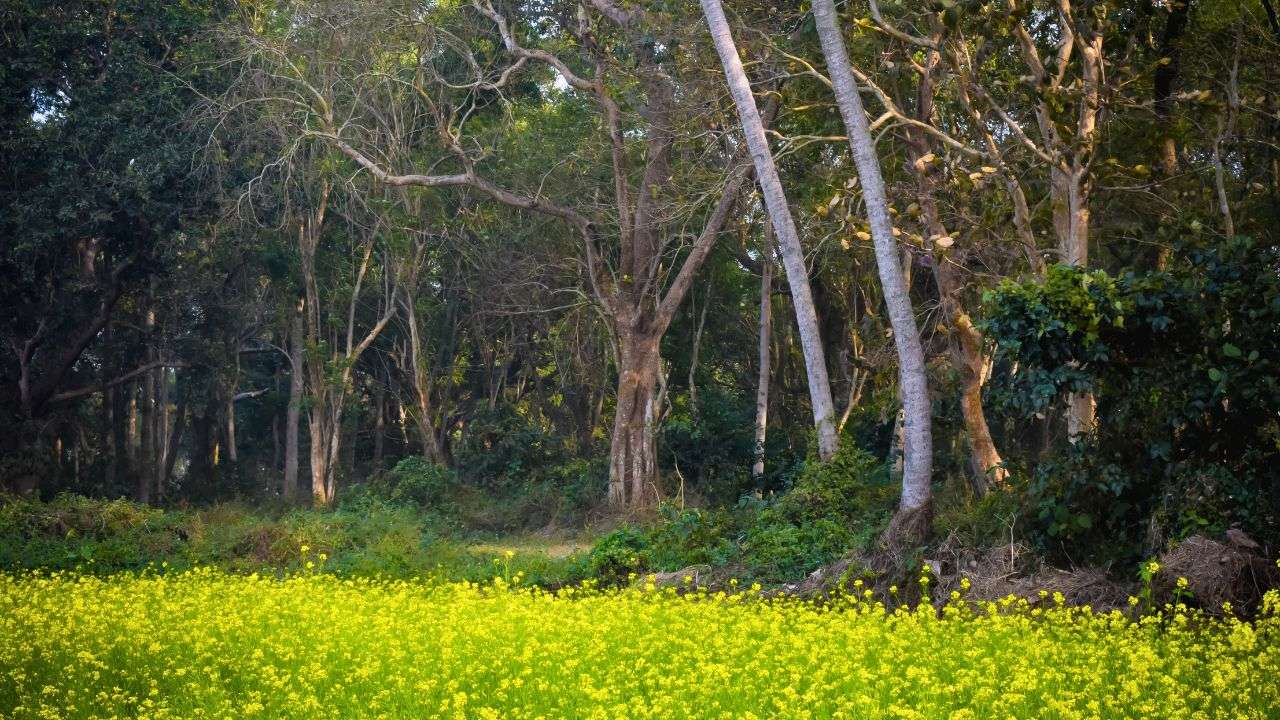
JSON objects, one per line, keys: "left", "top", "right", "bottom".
{"left": 1, "top": 569, "right": 1277, "bottom": 719}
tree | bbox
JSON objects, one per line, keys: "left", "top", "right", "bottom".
{"left": 810, "top": 0, "right": 933, "bottom": 533}
{"left": 700, "top": 0, "right": 839, "bottom": 462}
{"left": 220, "top": 0, "right": 766, "bottom": 508}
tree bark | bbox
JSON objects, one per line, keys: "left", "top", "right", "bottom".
{"left": 687, "top": 288, "right": 710, "bottom": 418}
{"left": 811, "top": 0, "right": 932, "bottom": 515}
{"left": 606, "top": 328, "right": 661, "bottom": 508}
{"left": 702, "top": 0, "right": 839, "bottom": 461}
{"left": 372, "top": 380, "right": 386, "bottom": 472}
{"left": 283, "top": 303, "right": 304, "bottom": 501}
{"left": 402, "top": 284, "right": 445, "bottom": 464}
{"left": 752, "top": 233, "right": 773, "bottom": 481}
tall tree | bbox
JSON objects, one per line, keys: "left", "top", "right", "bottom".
{"left": 700, "top": 0, "right": 839, "bottom": 462}
{"left": 811, "top": 0, "right": 933, "bottom": 533}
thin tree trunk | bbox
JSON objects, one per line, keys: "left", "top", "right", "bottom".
{"left": 126, "top": 387, "right": 139, "bottom": 465}
{"left": 161, "top": 394, "right": 186, "bottom": 495}
{"left": 402, "top": 287, "right": 445, "bottom": 463}
{"left": 701, "top": 0, "right": 839, "bottom": 461}
{"left": 1212, "top": 34, "right": 1241, "bottom": 238}
{"left": 811, "top": 0, "right": 932, "bottom": 522}
{"left": 373, "top": 381, "right": 386, "bottom": 473}
{"left": 224, "top": 351, "right": 239, "bottom": 464}
{"left": 752, "top": 235, "right": 773, "bottom": 481}
{"left": 283, "top": 303, "right": 304, "bottom": 501}
{"left": 225, "top": 393, "right": 238, "bottom": 464}
{"left": 687, "top": 288, "right": 710, "bottom": 417}
{"left": 838, "top": 327, "right": 866, "bottom": 433}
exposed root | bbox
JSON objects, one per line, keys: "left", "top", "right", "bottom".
{"left": 880, "top": 503, "right": 932, "bottom": 550}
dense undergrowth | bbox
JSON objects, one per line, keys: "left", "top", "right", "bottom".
{"left": 3, "top": 569, "right": 1278, "bottom": 719}
{"left": 0, "top": 441, "right": 904, "bottom": 589}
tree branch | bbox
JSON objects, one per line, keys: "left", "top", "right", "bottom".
{"left": 49, "top": 359, "right": 186, "bottom": 404}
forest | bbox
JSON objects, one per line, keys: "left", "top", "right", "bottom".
{"left": 2, "top": 0, "right": 1280, "bottom": 717}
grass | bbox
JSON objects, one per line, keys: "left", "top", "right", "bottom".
{"left": 0, "top": 494, "right": 589, "bottom": 586}
{"left": 2, "top": 568, "right": 1278, "bottom": 719}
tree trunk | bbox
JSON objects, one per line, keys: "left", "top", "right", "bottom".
{"left": 154, "top": 366, "right": 170, "bottom": 501}
{"left": 908, "top": 177, "right": 1005, "bottom": 489}
{"left": 160, "top": 392, "right": 186, "bottom": 497}
{"left": 373, "top": 381, "right": 386, "bottom": 473}
{"left": 283, "top": 304, "right": 304, "bottom": 501}
{"left": 950, "top": 312, "right": 1006, "bottom": 493}
{"left": 126, "top": 387, "right": 139, "bottom": 465}
{"left": 752, "top": 238, "right": 773, "bottom": 481}
{"left": 812, "top": 0, "right": 932, "bottom": 520}
{"left": 687, "top": 289, "right": 710, "bottom": 418}
{"left": 224, "top": 393, "right": 238, "bottom": 464}
{"left": 308, "top": 394, "right": 343, "bottom": 508}
{"left": 403, "top": 287, "right": 445, "bottom": 463}
{"left": 702, "top": 0, "right": 839, "bottom": 461}
{"left": 606, "top": 330, "right": 660, "bottom": 508}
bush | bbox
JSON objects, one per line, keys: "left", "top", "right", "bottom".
{"left": 645, "top": 504, "right": 736, "bottom": 570}
{"left": 585, "top": 528, "right": 650, "bottom": 586}
{"left": 453, "top": 406, "right": 565, "bottom": 490}
{"left": 983, "top": 238, "right": 1280, "bottom": 560}
{"left": 347, "top": 456, "right": 457, "bottom": 512}
{"left": 931, "top": 480, "right": 1027, "bottom": 549}
{"left": 584, "top": 439, "right": 898, "bottom": 586}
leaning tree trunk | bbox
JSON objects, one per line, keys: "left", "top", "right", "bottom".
{"left": 910, "top": 153, "right": 1007, "bottom": 491}
{"left": 811, "top": 0, "right": 933, "bottom": 536}
{"left": 701, "top": 0, "right": 839, "bottom": 461}
{"left": 606, "top": 329, "right": 661, "bottom": 508}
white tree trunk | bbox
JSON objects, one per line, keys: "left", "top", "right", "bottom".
{"left": 752, "top": 238, "right": 773, "bottom": 481}
{"left": 811, "top": 0, "right": 932, "bottom": 512}
{"left": 701, "top": 0, "right": 839, "bottom": 461}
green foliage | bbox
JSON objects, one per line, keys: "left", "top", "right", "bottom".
{"left": 645, "top": 504, "right": 736, "bottom": 570}
{"left": 0, "top": 494, "right": 585, "bottom": 587}
{"left": 454, "top": 406, "right": 566, "bottom": 490}
{"left": 584, "top": 527, "right": 650, "bottom": 587}
{"left": 740, "top": 442, "right": 894, "bottom": 582}
{"left": 443, "top": 406, "right": 606, "bottom": 530}
{"left": 983, "top": 238, "right": 1280, "bottom": 560}
{"left": 661, "top": 386, "right": 782, "bottom": 503}
{"left": 348, "top": 457, "right": 457, "bottom": 511}
{"left": 586, "top": 440, "right": 897, "bottom": 585}
{"left": 981, "top": 264, "right": 1127, "bottom": 414}
{"left": 931, "top": 482, "right": 1027, "bottom": 549}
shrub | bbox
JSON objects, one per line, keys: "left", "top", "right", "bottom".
{"left": 585, "top": 528, "right": 650, "bottom": 586}
{"left": 983, "top": 238, "right": 1280, "bottom": 560}
{"left": 339, "top": 456, "right": 460, "bottom": 527}
{"left": 645, "top": 504, "right": 736, "bottom": 571}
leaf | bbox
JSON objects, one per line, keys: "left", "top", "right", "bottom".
{"left": 1222, "top": 343, "right": 1242, "bottom": 358}
{"left": 1208, "top": 368, "right": 1223, "bottom": 382}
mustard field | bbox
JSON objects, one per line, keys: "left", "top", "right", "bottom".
{"left": 2, "top": 569, "right": 1278, "bottom": 720}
